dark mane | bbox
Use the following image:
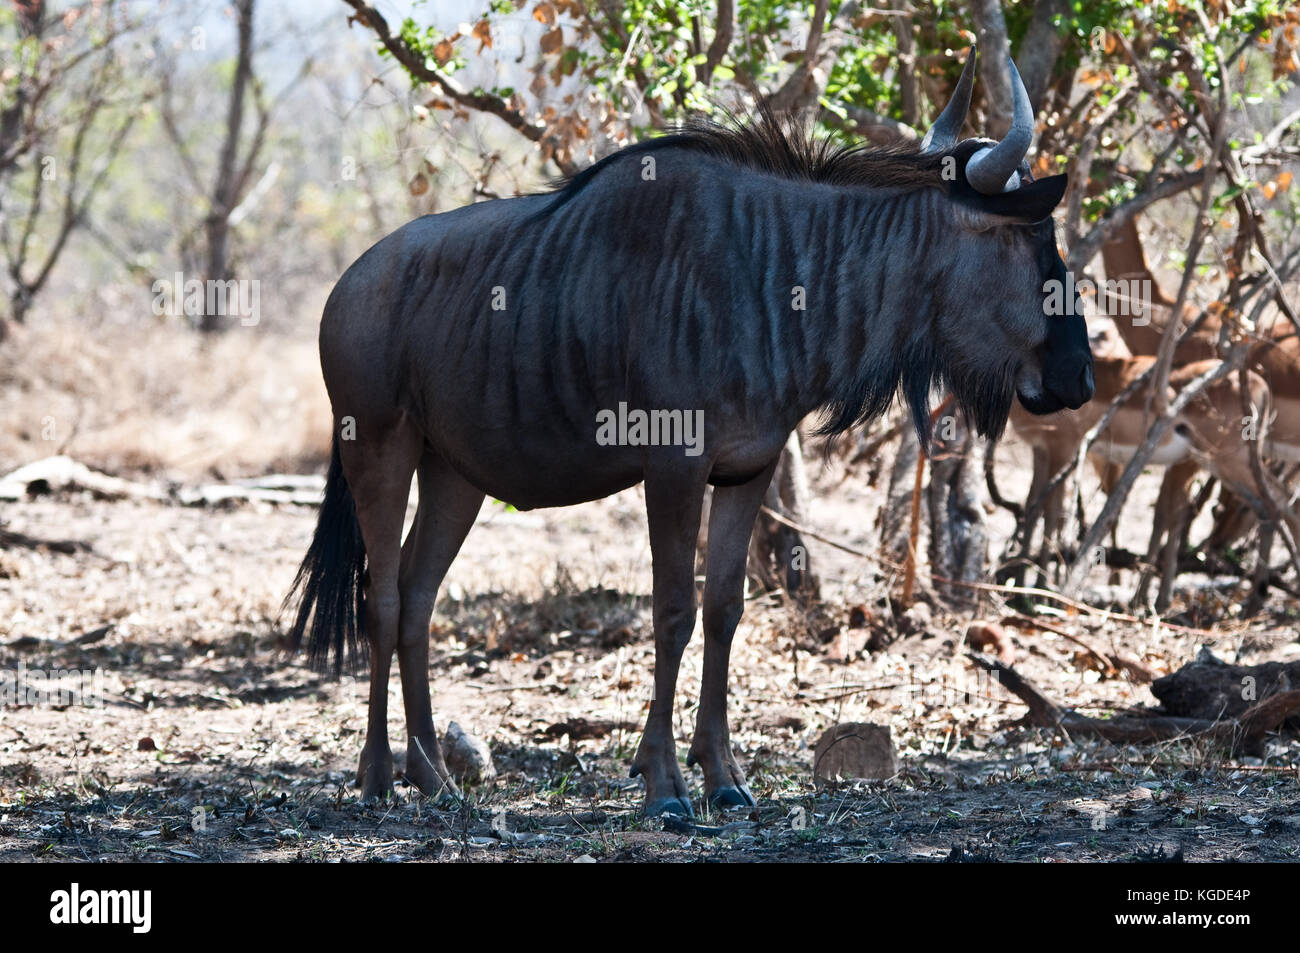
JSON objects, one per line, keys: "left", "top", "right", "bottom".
{"left": 542, "top": 105, "right": 949, "bottom": 213}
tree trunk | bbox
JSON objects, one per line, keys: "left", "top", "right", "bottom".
{"left": 968, "top": 0, "right": 1012, "bottom": 139}
{"left": 1015, "top": 0, "right": 1071, "bottom": 113}
{"left": 881, "top": 425, "right": 921, "bottom": 567}
{"left": 1, "top": 0, "right": 45, "bottom": 328}
{"left": 892, "top": 0, "right": 918, "bottom": 127}
{"left": 201, "top": 0, "right": 255, "bottom": 332}
{"left": 926, "top": 412, "right": 989, "bottom": 603}
{"left": 747, "top": 431, "right": 820, "bottom": 602}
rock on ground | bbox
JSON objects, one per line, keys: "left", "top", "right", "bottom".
{"left": 443, "top": 721, "right": 497, "bottom": 784}
{"left": 812, "top": 722, "right": 898, "bottom": 782}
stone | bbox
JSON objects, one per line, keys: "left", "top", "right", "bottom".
{"left": 812, "top": 723, "right": 898, "bottom": 782}
{"left": 442, "top": 721, "right": 496, "bottom": 784}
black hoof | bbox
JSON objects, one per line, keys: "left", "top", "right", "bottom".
{"left": 707, "top": 784, "right": 756, "bottom": 810}
{"left": 644, "top": 795, "right": 694, "bottom": 818}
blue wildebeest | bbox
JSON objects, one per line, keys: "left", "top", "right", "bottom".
{"left": 285, "top": 48, "right": 1093, "bottom": 816}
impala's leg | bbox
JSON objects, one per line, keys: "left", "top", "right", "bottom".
{"left": 1134, "top": 462, "right": 1193, "bottom": 609}
{"left": 1100, "top": 462, "right": 1123, "bottom": 584}
{"left": 396, "top": 451, "right": 483, "bottom": 799}
{"left": 1021, "top": 446, "right": 1053, "bottom": 587}
{"left": 632, "top": 474, "right": 705, "bottom": 817}
{"left": 1019, "top": 447, "right": 1045, "bottom": 576}
{"left": 687, "top": 459, "right": 777, "bottom": 810}
{"left": 340, "top": 416, "right": 423, "bottom": 801}
{"left": 1034, "top": 449, "right": 1067, "bottom": 585}
{"left": 1155, "top": 507, "right": 1191, "bottom": 612}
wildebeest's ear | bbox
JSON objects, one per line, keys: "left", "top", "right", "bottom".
{"left": 956, "top": 174, "right": 1069, "bottom": 226}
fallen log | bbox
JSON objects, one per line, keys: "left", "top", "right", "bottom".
{"left": 0, "top": 527, "right": 93, "bottom": 554}
{"left": 0, "top": 455, "right": 165, "bottom": 501}
{"left": 0, "top": 456, "right": 326, "bottom": 507}
{"left": 174, "top": 483, "right": 323, "bottom": 506}
{"left": 968, "top": 653, "right": 1300, "bottom": 757}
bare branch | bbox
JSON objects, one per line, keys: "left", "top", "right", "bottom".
{"left": 818, "top": 103, "right": 917, "bottom": 146}
{"left": 158, "top": 64, "right": 206, "bottom": 196}
{"left": 340, "top": 0, "right": 576, "bottom": 175}
{"left": 1063, "top": 354, "right": 1244, "bottom": 595}
{"left": 1063, "top": 80, "right": 1138, "bottom": 247}
{"left": 1147, "top": 65, "right": 1230, "bottom": 417}
{"left": 1067, "top": 169, "right": 1211, "bottom": 274}
{"left": 764, "top": 0, "right": 831, "bottom": 113}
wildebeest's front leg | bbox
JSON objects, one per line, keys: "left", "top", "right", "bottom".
{"left": 631, "top": 474, "right": 705, "bottom": 817}
{"left": 687, "top": 459, "right": 778, "bottom": 809}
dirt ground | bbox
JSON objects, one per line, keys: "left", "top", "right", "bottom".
{"left": 1, "top": 439, "right": 1298, "bottom": 863}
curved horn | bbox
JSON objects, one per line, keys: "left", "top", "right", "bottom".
{"left": 964, "top": 55, "right": 1034, "bottom": 194}
{"left": 920, "top": 45, "right": 976, "bottom": 154}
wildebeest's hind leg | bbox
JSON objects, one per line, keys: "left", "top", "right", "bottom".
{"left": 631, "top": 473, "right": 706, "bottom": 817}
{"left": 687, "top": 459, "right": 778, "bottom": 809}
{"left": 339, "top": 416, "right": 423, "bottom": 801}
{"left": 395, "top": 449, "right": 483, "bottom": 799}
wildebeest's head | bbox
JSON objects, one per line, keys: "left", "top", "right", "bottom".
{"left": 921, "top": 47, "right": 1093, "bottom": 431}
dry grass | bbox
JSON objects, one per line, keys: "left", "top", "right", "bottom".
{"left": 0, "top": 316, "right": 332, "bottom": 481}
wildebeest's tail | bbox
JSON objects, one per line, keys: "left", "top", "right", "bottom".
{"left": 282, "top": 437, "right": 367, "bottom": 674}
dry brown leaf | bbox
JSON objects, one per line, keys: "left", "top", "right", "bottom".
{"left": 433, "top": 37, "right": 456, "bottom": 66}
{"left": 539, "top": 26, "right": 563, "bottom": 56}
{"left": 533, "top": 1, "right": 556, "bottom": 25}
